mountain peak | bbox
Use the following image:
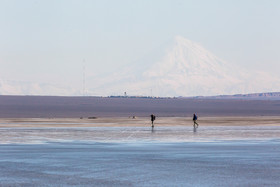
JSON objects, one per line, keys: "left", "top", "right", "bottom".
{"left": 173, "top": 35, "right": 198, "bottom": 48}
{"left": 174, "top": 35, "right": 192, "bottom": 43}
{"left": 171, "top": 36, "right": 217, "bottom": 63}
{"left": 174, "top": 35, "right": 188, "bottom": 42}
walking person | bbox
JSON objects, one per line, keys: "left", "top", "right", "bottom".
{"left": 151, "top": 114, "right": 156, "bottom": 128}
{"left": 193, "top": 113, "right": 199, "bottom": 128}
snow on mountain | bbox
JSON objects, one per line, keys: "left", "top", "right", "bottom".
{"left": 0, "top": 79, "right": 78, "bottom": 96}
{"left": 2, "top": 36, "right": 279, "bottom": 97}
{"left": 89, "top": 36, "right": 280, "bottom": 97}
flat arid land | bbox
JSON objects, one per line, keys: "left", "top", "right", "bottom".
{"left": 1, "top": 116, "right": 280, "bottom": 128}
{"left": 1, "top": 95, "right": 280, "bottom": 118}
{"left": 1, "top": 96, "right": 280, "bottom": 186}
{"left": 1, "top": 116, "right": 280, "bottom": 144}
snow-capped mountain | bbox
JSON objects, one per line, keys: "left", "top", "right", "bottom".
{"left": 2, "top": 36, "right": 280, "bottom": 97}
{"left": 89, "top": 36, "right": 280, "bottom": 97}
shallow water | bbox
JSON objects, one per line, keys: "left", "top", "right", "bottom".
{"left": 0, "top": 142, "right": 280, "bottom": 187}
{"left": 1, "top": 123, "right": 280, "bottom": 186}
{"left": 1, "top": 125, "right": 280, "bottom": 144}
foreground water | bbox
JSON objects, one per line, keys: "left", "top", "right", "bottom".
{"left": 1, "top": 125, "right": 280, "bottom": 144}
{"left": 1, "top": 123, "right": 280, "bottom": 186}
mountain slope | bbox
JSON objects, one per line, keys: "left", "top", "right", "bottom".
{"left": 90, "top": 36, "right": 280, "bottom": 97}
{"left": 2, "top": 36, "right": 279, "bottom": 96}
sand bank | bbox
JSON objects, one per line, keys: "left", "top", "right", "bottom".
{"left": 1, "top": 116, "right": 280, "bottom": 128}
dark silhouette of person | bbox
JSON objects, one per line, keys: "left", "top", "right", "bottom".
{"left": 151, "top": 114, "right": 156, "bottom": 128}
{"left": 193, "top": 113, "right": 198, "bottom": 128}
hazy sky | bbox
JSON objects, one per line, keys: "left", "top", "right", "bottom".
{"left": 1, "top": 0, "right": 280, "bottom": 91}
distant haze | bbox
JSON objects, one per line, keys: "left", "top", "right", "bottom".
{"left": 1, "top": 36, "right": 280, "bottom": 97}
{"left": 1, "top": 1, "right": 280, "bottom": 96}
{"left": 89, "top": 36, "right": 280, "bottom": 97}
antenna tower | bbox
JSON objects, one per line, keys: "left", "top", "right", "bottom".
{"left": 83, "top": 59, "right": 86, "bottom": 96}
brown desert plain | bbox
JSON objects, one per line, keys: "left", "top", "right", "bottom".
{"left": 1, "top": 116, "right": 280, "bottom": 128}
{"left": 1, "top": 95, "right": 280, "bottom": 128}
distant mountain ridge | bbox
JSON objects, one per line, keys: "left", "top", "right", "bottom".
{"left": 234, "top": 92, "right": 280, "bottom": 97}
{"left": 195, "top": 92, "right": 280, "bottom": 100}
{"left": 0, "top": 79, "right": 78, "bottom": 96}
{"left": 108, "top": 91, "right": 280, "bottom": 100}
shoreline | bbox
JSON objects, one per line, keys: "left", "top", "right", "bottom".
{"left": 1, "top": 116, "right": 280, "bottom": 128}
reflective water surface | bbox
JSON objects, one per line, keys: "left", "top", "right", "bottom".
{"left": 0, "top": 121, "right": 280, "bottom": 186}
{"left": 1, "top": 125, "right": 280, "bottom": 144}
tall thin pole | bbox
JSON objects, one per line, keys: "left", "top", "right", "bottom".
{"left": 83, "top": 59, "right": 86, "bottom": 96}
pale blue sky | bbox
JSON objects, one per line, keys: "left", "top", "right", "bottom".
{"left": 1, "top": 0, "right": 280, "bottom": 90}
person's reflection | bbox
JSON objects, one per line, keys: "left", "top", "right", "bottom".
{"left": 151, "top": 126, "right": 155, "bottom": 133}
{"left": 193, "top": 126, "right": 197, "bottom": 133}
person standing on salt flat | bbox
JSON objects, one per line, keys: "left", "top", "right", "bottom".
{"left": 193, "top": 113, "right": 199, "bottom": 128}
{"left": 151, "top": 114, "right": 156, "bottom": 128}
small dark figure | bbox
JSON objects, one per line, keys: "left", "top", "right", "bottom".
{"left": 193, "top": 113, "right": 199, "bottom": 128}
{"left": 151, "top": 114, "right": 156, "bottom": 128}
